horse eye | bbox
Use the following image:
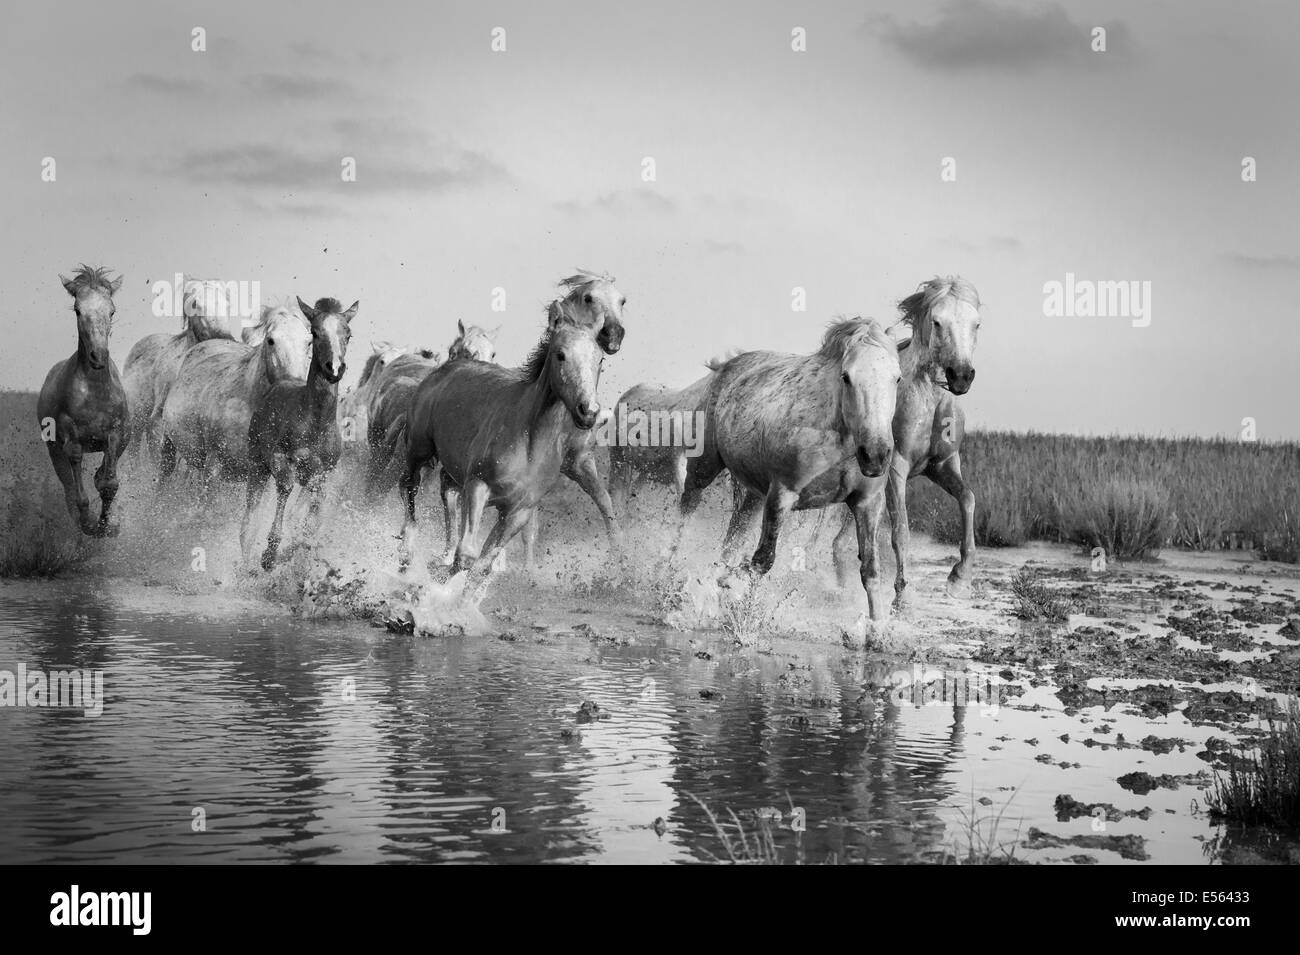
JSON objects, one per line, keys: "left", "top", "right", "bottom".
{"left": 841, "top": 372, "right": 851, "bottom": 384}
{"left": 267, "top": 338, "right": 275, "bottom": 346}
{"left": 583, "top": 293, "right": 593, "bottom": 304}
{"left": 557, "top": 351, "right": 567, "bottom": 362}
{"left": 620, "top": 297, "right": 627, "bottom": 307}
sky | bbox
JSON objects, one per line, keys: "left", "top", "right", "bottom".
{"left": 2, "top": 0, "right": 1297, "bottom": 439}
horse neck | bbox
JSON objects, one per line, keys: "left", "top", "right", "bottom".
{"left": 517, "top": 358, "right": 567, "bottom": 443}
{"left": 900, "top": 320, "right": 940, "bottom": 389}
{"left": 802, "top": 352, "right": 848, "bottom": 430}
{"left": 306, "top": 357, "right": 340, "bottom": 427}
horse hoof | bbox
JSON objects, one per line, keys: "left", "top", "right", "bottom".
{"left": 892, "top": 590, "right": 910, "bottom": 612}
{"left": 260, "top": 551, "right": 277, "bottom": 571}
{"left": 102, "top": 523, "right": 121, "bottom": 538}
{"left": 945, "top": 573, "right": 972, "bottom": 598}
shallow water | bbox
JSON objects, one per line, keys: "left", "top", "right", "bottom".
{"left": 1, "top": 555, "right": 1288, "bottom": 864}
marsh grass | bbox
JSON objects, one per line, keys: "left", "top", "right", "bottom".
{"left": 945, "top": 786, "right": 1023, "bottom": 864}
{"left": 1208, "top": 697, "right": 1300, "bottom": 829}
{"left": 1009, "top": 569, "right": 1071, "bottom": 622}
{"left": 910, "top": 432, "right": 1299, "bottom": 561}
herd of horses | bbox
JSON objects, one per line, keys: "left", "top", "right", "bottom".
{"left": 37, "top": 265, "right": 982, "bottom": 622}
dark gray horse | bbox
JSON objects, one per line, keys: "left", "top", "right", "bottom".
{"left": 243, "top": 296, "right": 358, "bottom": 569}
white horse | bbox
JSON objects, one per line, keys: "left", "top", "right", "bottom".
{"left": 122, "top": 278, "right": 237, "bottom": 458}
{"left": 159, "top": 302, "right": 312, "bottom": 481}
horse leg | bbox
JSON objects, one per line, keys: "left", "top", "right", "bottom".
{"left": 750, "top": 485, "right": 798, "bottom": 575}
{"left": 398, "top": 451, "right": 426, "bottom": 572}
{"left": 241, "top": 468, "right": 271, "bottom": 560}
{"left": 564, "top": 450, "right": 623, "bottom": 551}
{"left": 159, "top": 434, "right": 178, "bottom": 486}
{"left": 48, "top": 437, "right": 92, "bottom": 534}
{"left": 721, "top": 485, "right": 762, "bottom": 566}
{"left": 852, "top": 485, "right": 889, "bottom": 622}
{"left": 831, "top": 512, "right": 857, "bottom": 588}
{"left": 929, "top": 453, "right": 976, "bottom": 594}
{"left": 886, "top": 456, "right": 913, "bottom": 609}
{"left": 261, "top": 456, "right": 294, "bottom": 571}
{"left": 453, "top": 480, "right": 490, "bottom": 574}
{"left": 462, "top": 504, "right": 536, "bottom": 602}
{"left": 521, "top": 509, "right": 539, "bottom": 570}
{"left": 439, "top": 468, "right": 460, "bottom": 567}
{"left": 91, "top": 430, "right": 124, "bottom": 537}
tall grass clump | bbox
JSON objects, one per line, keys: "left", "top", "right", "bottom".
{"left": 1208, "top": 697, "right": 1300, "bottom": 829}
{"left": 1055, "top": 478, "right": 1170, "bottom": 559}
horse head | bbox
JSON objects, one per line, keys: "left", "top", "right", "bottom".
{"left": 900, "top": 275, "right": 981, "bottom": 395}
{"left": 182, "top": 278, "right": 236, "bottom": 341}
{"left": 254, "top": 301, "right": 313, "bottom": 383}
{"left": 558, "top": 269, "right": 625, "bottom": 355}
{"left": 60, "top": 265, "right": 122, "bottom": 370}
{"left": 540, "top": 301, "right": 604, "bottom": 430}
{"left": 298, "top": 297, "right": 358, "bottom": 385}
{"left": 827, "top": 319, "right": 900, "bottom": 479}
{"left": 448, "top": 319, "right": 497, "bottom": 362}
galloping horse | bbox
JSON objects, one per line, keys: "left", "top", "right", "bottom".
{"left": 122, "top": 278, "right": 236, "bottom": 457}
{"left": 830, "top": 276, "right": 982, "bottom": 606}
{"left": 244, "top": 297, "right": 357, "bottom": 569}
{"left": 679, "top": 319, "right": 901, "bottom": 620}
{"left": 608, "top": 350, "right": 740, "bottom": 510}
{"left": 339, "top": 341, "right": 408, "bottom": 447}
{"left": 159, "top": 301, "right": 312, "bottom": 481}
{"left": 398, "top": 301, "right": 607, "bottom": 580}
{"left": 37, "top": 266, "right": 129, "bottom": 536}
{"left": 362, "top": 322, "right": 489, "bottom": 499}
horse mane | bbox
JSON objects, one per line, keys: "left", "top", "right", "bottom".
{"left": 418, "top": 348, "right": 438, "bottom": 360}
{"left": 897, "top": 275, "right": 981, "bottom": 332}
{"left": 312, "top": 297, "right": 344, "bottom": 315}
{"left": 64, "top": 264, "right": 118, "bottom": 295}
{"left": 704, "top": 347, "right": 743, "bottom": 371}
{"left": 817, "top": 318, "right": 896, "bottom": 361}
{"left": 519, "top": 327, "right": 552, "bottom": 382}
{"left": 558, "top": 269, "right": 615, "bottom": 296}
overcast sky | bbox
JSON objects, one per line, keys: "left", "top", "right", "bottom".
{"left": 2, "top": 0, "right": 1296, "bottom": 438}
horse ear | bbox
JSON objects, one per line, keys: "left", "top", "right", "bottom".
{"left": 457, "top": 318, "right": 466, "bottom": 336}
{"left": 59, "top": 274, "right": 76, "bottom": 296}
{"left": 109, "top": 274, "right": 124, "bottom": 294}
{"left": 342, "top": 301, "right": 359, "bottom": 323}
{"left": 297, "top": 297, "right": 318, "bottom": 321}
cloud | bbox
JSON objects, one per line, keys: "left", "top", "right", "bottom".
{"left": 124, "top": 73, "right": 209, "bottom": 95}
{"left": 1226, "top": 253, "right": 1300, "bottom": 272}
{"left": 153, "top": 116, "right": 507, "bottom": 196}
{"left": 870, "top": 0, "right": 1130, "bottom": 71}
{"left": 556, "top": 190, "right": 677, "bottom": 215}
{"left": 242, "top": 73, "right": 351, "bottom": 100}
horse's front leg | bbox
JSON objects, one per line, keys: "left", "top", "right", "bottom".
{"left": 439, "top": 467, "right": 461, "bottom": 567}
{"left": 563, "top": 449, "right": 623, "bottom": 551}
{"left": 721, "top": 484, "right": 762, "bottom": 566}
{"left": 930, "top": 453, "right": 976, "bottom": 594}
{"left": 750, "top": 485, "right": 798, "bottom": 575}
{"left": 241, "top": 467, "right": 271, "bottom": 560}
{"left": 452, "top": 480, "right": 490, "bottom": 574}
{"left": 261, "top": 455, "right": 294, "bottom": 571}
{"left": 54, "top": 422, "right": 95, "bottom": 534}
{"left": 886, "top": 455, "right": 913, "bottom": 608}
{"left": 852, "top": 483, "right": 889, "bottom": 621}
{"left": 397, "top": 454, "right": 424, "bottom": 571}
{"left": 91, "top": 429, "right": 125, "bottom": 537}
{"left": 467, "top": 505, "right": 538, "bottom": 602}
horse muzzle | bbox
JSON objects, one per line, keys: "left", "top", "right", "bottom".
{"left": 856, "top": 445, "right": 890, "bottom": 478}
{"left": 322, "top": 362, "right": 346, "bottom": 385}
{"left": 572, "top": 404, "right": 600, "bottom": 430}
{"left": 598, "top": 321, "right": 624, "bottom": 355}
{"left": 944, "top": 366, "right": 975, "bottom": 395}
